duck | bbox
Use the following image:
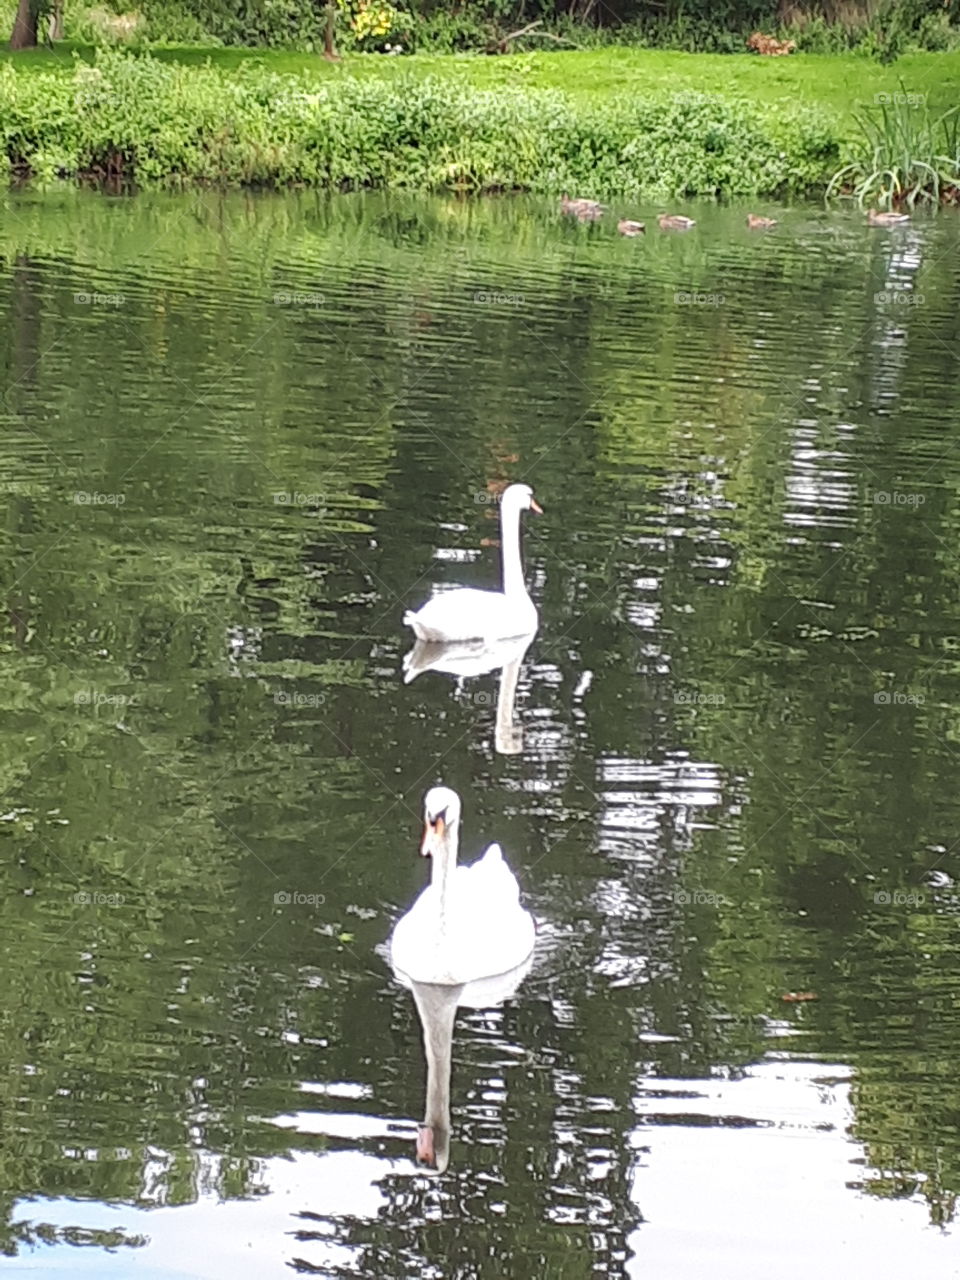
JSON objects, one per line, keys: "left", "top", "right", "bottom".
{"left": 868, "top": 208, "right": 910, "bottom": 226}
{"left": 746, "top": 213, "right": 778, "bottom": 229}
{"left": 618, "top": 219, "right": 645, "bottom": 237}
{"left": 389, "top": 787, "right": 536, "bottom": 987}
{"left": 403, "top": 482, "right": 541, "bottom": 643}
{"left": 560, "top": 193, "right": 604, "bottom": 220}
{"left": 658, "top": 213, "right": 696, "bottom": 231}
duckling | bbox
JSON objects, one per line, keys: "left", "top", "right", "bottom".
{"left": 746, "top": 213, "right": 778, "bottom": 229}
{"left": 617, "top": 219, "right": 645, "bottom": 237}
{"left": 658, "top": 213, "right": 696, "bottom": 231}
{"left": 867, "top": 208, "right": 910, "bottom": 226}
{"left": 560, "top": 193, "right": 603, "bottom": 220}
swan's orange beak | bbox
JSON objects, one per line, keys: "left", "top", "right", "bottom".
{"left": 420, "top": 814, "right": 444, "bottom": 857}
{"left": 530, "top": 498, "right": 543, "bottom": 515}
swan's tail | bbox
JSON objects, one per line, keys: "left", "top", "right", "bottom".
{"left": 403, "top": 610, "right": 429, "bottom": 642}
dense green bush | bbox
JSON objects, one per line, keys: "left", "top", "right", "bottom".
{"left": 165, "top": 0, "right": 957, "bottom": 56}
{"left": 12, "top": 0, "right": 960, "bottom": 55}
{"left": 0, "top": 51, "right": 841, "bottom": 192}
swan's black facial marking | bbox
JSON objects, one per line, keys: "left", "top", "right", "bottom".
{"left": 430, "top": 806, "right": 449, "bottom": 828}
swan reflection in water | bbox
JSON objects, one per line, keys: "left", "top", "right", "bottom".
{"left": 393, "top": 956, "right": 535, "bottom": 1173}
{"left": 402, "top": 631, "right": 535, "bottom": 756}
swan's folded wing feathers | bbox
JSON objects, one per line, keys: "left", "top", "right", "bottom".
{"left": 477, "top": 841, "right": 504, "bottom": 867}
{"left": 404, "top": 589, "right": 534, "bottom": 643}
{"left": 466, "top": 842, "right": 523, "bottom": 909}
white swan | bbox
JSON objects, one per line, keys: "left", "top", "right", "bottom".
{"left": 389, "top": 786, "right": 536, "bottom": 986}
{"left": 403, "top": 483, "right": 542, "bottom": 643}
{"left": 399, "top": 958, "right": 535, "bottom": 1172}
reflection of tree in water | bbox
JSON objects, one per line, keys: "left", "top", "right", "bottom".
{"left": 1, "top": 1217, "right": 148, "bottom": 1258}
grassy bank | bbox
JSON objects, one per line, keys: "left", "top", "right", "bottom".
{"left": 0, "top": 47, "right": 956, "bottom": 196}
{"left": 5, "top": 45, "right": 960, "bottom": 125}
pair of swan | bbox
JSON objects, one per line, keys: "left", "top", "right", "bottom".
{"left": 389, "top": 483, "right": 542, "bottom": 1168}
{"left": 394, "top": 482, "right": 541, "bottom": 982}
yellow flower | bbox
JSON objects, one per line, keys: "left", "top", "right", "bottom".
{"left": 350, "top": 0, "right": 398, "bottom": 40}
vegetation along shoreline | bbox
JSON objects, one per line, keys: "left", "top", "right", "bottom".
{"left": 0, "top": 46, "right": 957, "bottom": 204}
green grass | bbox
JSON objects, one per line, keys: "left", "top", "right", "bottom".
{"left": 2, "top": 43, "right": 959, "bottom": 142}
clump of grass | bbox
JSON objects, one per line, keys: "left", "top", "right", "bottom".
{"left": 828, "top": 89, "right": 960, "bottom": 205}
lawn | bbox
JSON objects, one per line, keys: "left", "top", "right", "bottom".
{"left": 3, "top": 41, "right": 959, "bottom": 139}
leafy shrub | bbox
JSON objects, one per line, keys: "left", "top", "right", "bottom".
{"left": 22, "top": 0, "right": 960, "bottom": 54}
{"left": 0, "top": 51, "right": 841, "bottom": 194}
{"left": 339, "top": 0, "right": 411, "bottom": 50}
{"left": 403, "top": 8, "right": 491, "bottom": 52}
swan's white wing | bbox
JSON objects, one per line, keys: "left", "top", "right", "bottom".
{"left": 390, "top": 845, "right": 535, "bottom": 986}
{"left": 462, "top": 843, "right": 525, "bottom": 911}
{"left": 404, "top": 589, "right": 535, "bottom": 643}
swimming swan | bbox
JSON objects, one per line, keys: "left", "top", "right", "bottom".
{"left": 389, "top": 786, "right": 536, "bottom": 986}
{"left": 403, "top": 483, "right": 541, "bottom": 643}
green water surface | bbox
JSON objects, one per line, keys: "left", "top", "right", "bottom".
{"left": 0, "top": 189, "right": 959, "bottom": 1277}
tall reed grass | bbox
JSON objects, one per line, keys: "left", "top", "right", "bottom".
{"left": 828, "top": 89, "right": 960, "bottom": 205}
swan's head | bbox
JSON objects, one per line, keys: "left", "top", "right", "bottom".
{"left": 501, "top": 482, "right": 543, "bottom": 516}
{"left": 420, "top": 786, "right": 461, "bottom": 857}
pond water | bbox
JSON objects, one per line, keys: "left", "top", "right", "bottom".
{"left": 1, "top": 187, "right": 960, "bottom": 1278}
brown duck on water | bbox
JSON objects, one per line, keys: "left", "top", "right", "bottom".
{"left": 867, "top": 208, "right": 910, "bottom": 226}
{"left": 658, "top": 213, "right": 696, "bottom": 231}
{"left": 560, "top": 193, "right": 604, "bottom": 221}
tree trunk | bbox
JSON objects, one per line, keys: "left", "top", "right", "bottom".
{"left": 50, "top": 0, "right": 63, "bottom": 40}
{"left": 322, "top": 1, "right": 340, "bottom": 61}
{"left": 9, "top": 0, "right": 39, "bottom": 49}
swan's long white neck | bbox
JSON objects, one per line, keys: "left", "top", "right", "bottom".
{"left": 430, "top": 825, "right": 459, "bottom": 923}
{"left": 499, "top": 496, "right": 528, "bottom": 600}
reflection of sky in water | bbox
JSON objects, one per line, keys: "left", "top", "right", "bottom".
{"left": 14, "top": 1061, "right": 958, "bottom": 1279}
{"left": 785, "top": 422, "right": 857, "bottom": 532}
{"left": 597, "top": 755, "right": 727, "bottom": 861}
